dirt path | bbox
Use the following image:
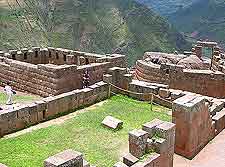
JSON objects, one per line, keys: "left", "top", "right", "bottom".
{"left": 4, "top": 100, "right": 107, "bottom": 139}
{"left": 174, "top": 129, "right": 225, "bottom": 167}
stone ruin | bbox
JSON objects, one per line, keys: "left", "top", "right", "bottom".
{"left": 134, "top": 41, "right": 225, "bottom": 98}
{"left": 1, "top": 42, "right": 225, "bottom": 166}
{"left": 0, "top": 47, "right": 126, "bottom": 97}
{"left": 114, "top": 119, "right": 176, "bottom": 167}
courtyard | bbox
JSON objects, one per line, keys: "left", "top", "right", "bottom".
{"left": 0, "top": 95, "right": 171, "bottom": 167}
{"left": 0, "top": 87, "right": 40, "bottom": 107}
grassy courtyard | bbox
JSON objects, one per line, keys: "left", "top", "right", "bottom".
{"left": 0, "top": 92, "right": 40, "bottom": 105}
{"left": 0, "top": 95, "right": 171, "bottom": 167}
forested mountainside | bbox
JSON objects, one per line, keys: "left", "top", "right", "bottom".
{"left": 168, "top": 0, "right": 225, "bottom": 47}
{"left": 0, "top": 0, "right": 190, "bottom": 65}
{"left": 136, "top": 0, "right": 198, "bottom": 16}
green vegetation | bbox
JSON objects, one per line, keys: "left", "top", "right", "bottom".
{"left": 168, "top": 0, "right": 225, "bottom": 47}
{"left": 0, "top": 0, "right": 190, "bottom": 66}
{"left": 0, "top": 92, "right": 40, "bottom": 105}
{"left": 0, "top": 95, "right": 171, "bottom": 167}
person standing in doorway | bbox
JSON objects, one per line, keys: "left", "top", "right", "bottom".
{"left": 82, "top": 70, "right": 90, "bottom": 88}
{"left": 4, "top": 82, "right": 14, "bottom": 105}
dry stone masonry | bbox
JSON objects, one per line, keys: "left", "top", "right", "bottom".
{"left": 0, "top": 81, "right": 109, "bottom": 137}
{"left": 0, "top": 47, "right": 126, "bottom": 97}
{"left": 115, "top": 119, "right": 175, "bottom": 167}
{"left": 44, "top": 149, "right": 89, "bottom": 167}
{"left": 134, "top": 41, "right": 225, "bottom": 98}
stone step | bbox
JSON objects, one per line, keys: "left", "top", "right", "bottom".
{"left": 209, "top": 100, "right": 225, "bottom": 116}
{"left": 212, "top": 108, "right": 225, "bottom": 134}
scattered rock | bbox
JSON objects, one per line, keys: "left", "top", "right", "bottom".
{"left": 102, "top": 116, "right": 123, "bottom": 130}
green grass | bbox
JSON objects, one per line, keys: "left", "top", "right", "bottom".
{"left": 0, "top": 95, "right": 171, "bottom": 167}
{"left": 0, "top": 92, "right": 40, "bottom": 105}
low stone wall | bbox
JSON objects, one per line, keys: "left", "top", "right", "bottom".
{"left": 135, "top": 60, "right": 225, "bottom": 98}
{"left": 0, "top": 81, "right": 109, "bottom": 137}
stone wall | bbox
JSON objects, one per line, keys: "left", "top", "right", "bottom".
{"left": 135, "top": 60, "right": 225, "bottom": 98}
{"left": 0, "top": 54, "right": 122, "bottom": 97}
{"left": 1, "top": 47, "right": 126, "bottom": 67}
{"left": 0, "top": 81, "right": 109, "bottom": 137}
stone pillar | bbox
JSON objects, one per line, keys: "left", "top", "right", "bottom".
{"left": 194, "top": 45, "right": 202, "bottom": 59}
{"left": 129, "top": 129, "right": 148, "bottom": 158}
{"left": 122, "top": 74, "right": 132, "bottom": 90}
{"left": 172, "top": 95, "right": 214, "bottom": 159}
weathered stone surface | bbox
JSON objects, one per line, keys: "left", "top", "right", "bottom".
{"left": 129, "top": 129, "right": 148, "bottom": 158}
{"left": 142, "top": 119, "right": 164, "bottom": 138}
{"left": 212, "top": 108, "right": 225, "bottom": 134}
{"left": 123, "top": 153, "right": 139, "bottom": 166}
{"left": 173, "top": 94, "right": 213, "bottom": 159}
{"left": 44, "top": 149, "right": 83, "bottom": 167}
{"left": 159, "top": 88, "right": 170, "bottom": 98}
{"left": 113, "top": 162, "right": 128, "bottom": 167}
{"left": 102, "top": 116, "right": 123, "bottom": 130}
{"left": 103, "top": 74, "right": 113, "bottom": 84}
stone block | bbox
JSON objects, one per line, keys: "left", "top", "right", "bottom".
{"left": 113, "top": 162, "right": 128, "bottom": 167}
{"left": 142, "top": 119, "right": 164, "bottom": 138}
{"left": 153, "top": 137, "right": 167, "bottom": 154}
{"left": 170, "top": 89, "right": 184, "bottom": 100}
{"left": 103, "top": 74, "right": 113, "bottom": 84}
{"left": 102, "top": 116, "right": 123, "bottom": 130}
{"left": 209, "top": 100, "right": 224, "bottom": 116}
{"left": 44, "top": 149, "right": 83, "bottom": 167}
{"left": 129, "top": 129, "right": 148, "bottom": 158}
{"left": 212, "top": 108, "right": 225, "bottom": 134}
{"left": 159, "top": 88, "right": 171, "bottom": 98}
{"left": 123, "top": 153, "right": 139, "bottom": 166}
{"left": 155, "top": 122, "right": 176, "bottom": 145}
{"left": 173, "top": 94, "right": 213, "bottom": 159}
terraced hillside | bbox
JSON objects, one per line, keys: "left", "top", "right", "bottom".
{"left": 0, "top": 0, "right": 190, "bottom": 65}
{"left": 169, "top": 0, "right": 225, "bottom": 47}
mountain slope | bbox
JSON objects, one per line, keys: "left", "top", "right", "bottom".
{"left": 168, "top": 0, "right": 225, "bottom": 46}
{"left": 0, "top": 0, "right": 190, "bottom": 65}
{"left": 135, "top": 0, "right": 198, "bottom": 15}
